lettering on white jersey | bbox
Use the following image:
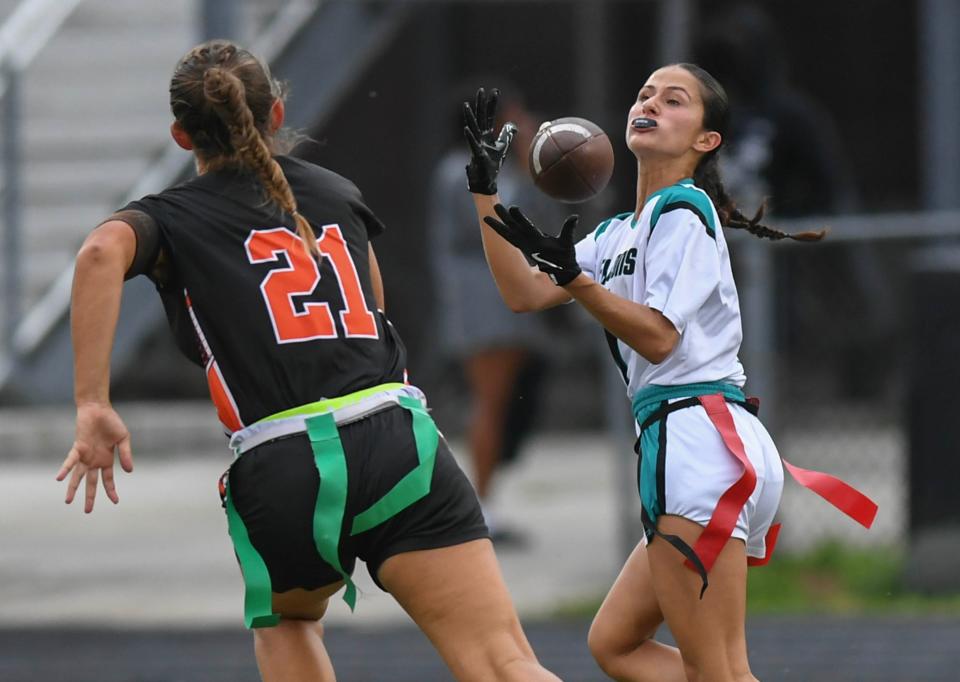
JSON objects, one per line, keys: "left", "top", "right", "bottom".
{"left": 599, "top": 247, "right": 637, "bottom": 285}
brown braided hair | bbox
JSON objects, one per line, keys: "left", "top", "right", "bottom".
{"left": 169, "top": 40, "right": 317, "bottom": 255}
{"left": 677, "top": 63, "right": 826, "bottom": 242}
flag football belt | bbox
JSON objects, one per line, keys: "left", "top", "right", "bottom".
{"left": 223, "top": 382, "right": 438, "bottom": 628}
{"left": 633, "top": 382, "right": 878, "bottom": 598}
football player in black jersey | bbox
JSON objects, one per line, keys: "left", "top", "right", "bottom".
{"left": 56, "top": 40, "right": 561, "bottom": 682}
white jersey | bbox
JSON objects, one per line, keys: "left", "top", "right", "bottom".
{"left": 575, "top": 178, "right": 746, "bottom": 399}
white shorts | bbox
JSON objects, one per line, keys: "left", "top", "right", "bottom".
{"left": 638, "top": 399, "right": 785, "bottom": 560}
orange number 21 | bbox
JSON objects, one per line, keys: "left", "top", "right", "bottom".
{"left": 245, "top": 226, "right": 378, "bottom": 343}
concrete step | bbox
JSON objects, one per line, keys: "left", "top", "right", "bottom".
{"left": 0, "top": 248, "right": 74, "bottom": 304}
{"left": 0, "top": 0, "right": 21, "bottom": 22}
{"left": 0, "top": 202, "right": 118, "bottom": 307}
{"left": 24, "top": 84, "right": 164, "bottom": 119}
{"left": 67, "top": 0, "right": 193, "bottom": 30}
{"left": 23, "top": 73, "right": 169, "bottom": 115}
{"left": 16, "top": 158, "right": 150, "bottom": 208}
{"left": 20, "top": 201, "right": 121, "bottom": 247}
{"left": 4, "top": 0, "right": 298, "bottom": 326}
{"left": 29, "top": 33, "right": 191, "bottom": 81}
{"left": 0, "top": 401, "right": 225, "bottom": 462}
{"left": 24, "top": 115, "right": 172, "bottom": 159}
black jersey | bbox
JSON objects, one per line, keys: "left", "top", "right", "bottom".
{"left": 124, "top": 155, "right": 406, "bottom": 431}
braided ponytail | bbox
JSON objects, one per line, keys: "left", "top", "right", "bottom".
{"left": 678, "top": 62, "right": 826, "bottom": 243}
{"left": 694, "top": 153, "right": 826, "bottom": 242}
{"left": 170, "top": 40, "right": 317, "bottom": 256}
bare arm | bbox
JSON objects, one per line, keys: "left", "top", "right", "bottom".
{"left": 563, "top": 274, "right": 679, "bottom": 364}
{"left": 368, "top": 242, "right": 385, "bottom": 311}
{"left": 472, "top": 193, "right": 571, "bottom": 312}
{"left": 71, "top": 221, "right": 135, "bottom": 404}
{"left": 57, "top": 220, "right": 138, "bottom": 512}
{"left": 481, "top": 201, "right": 680, "bottom": 364}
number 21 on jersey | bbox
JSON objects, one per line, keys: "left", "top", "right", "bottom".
{"left": 245, "top": 225, "right": 378, "bottom": 343}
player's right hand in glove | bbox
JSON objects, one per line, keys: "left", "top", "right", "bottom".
{"left": 484, "top": 203, "right": 582, "bottom": 286}
{"left": 463, "top": 87, "right": 517, "bottom": 195}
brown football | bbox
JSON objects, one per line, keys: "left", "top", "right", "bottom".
{"left": 528, "top": 117, "right": 615, "bottom": 203}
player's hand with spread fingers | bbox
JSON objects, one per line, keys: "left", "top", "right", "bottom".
{"left": 56, "top": 402, "right": 134, "bottom": 513}
{"left": 483, "top": 203, "right": 582, "bottom": 286}
{"left": 462, "top": 87, "right": 517, "bottom": 195}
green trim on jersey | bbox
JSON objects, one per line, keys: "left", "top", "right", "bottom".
{"left": 593, "top": 211, "right": 634, "bottom": 240}
{"left": 649, "top": 180, "right": 718, "bottom": 239}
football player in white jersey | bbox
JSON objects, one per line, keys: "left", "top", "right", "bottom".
{"left": 463, "top": 66, "right": 875, "bottom": 682}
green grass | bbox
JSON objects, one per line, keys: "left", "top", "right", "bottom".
{"left": 747, "top": 542, "right": 960, "bottom": 614}
{"left": 551, "top": 543, "right": 960, "bottom": 619}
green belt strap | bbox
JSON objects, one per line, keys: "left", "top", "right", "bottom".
{"left": 306, "top": 412, "right": 357, "bottom": 610}
{"left": 224, "top": 486, "right": 281, "bottom": 629}
{"left": 306, "top": 394, "right": 439, "bottom": 611}
{"left": 227, "top": 390, "right": 439, "bottom": 624}
{"left": 350, "top": 395, "right": 438, "bottom": 535}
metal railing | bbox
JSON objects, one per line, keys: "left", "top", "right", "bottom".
{"left": 3, "top": 0, "right": 321, "bottom": 360}
{"left": 0, "top": 0, "right": 414, "bottom": 403}
{"left": 0, "top": 0, "right": 85, "bottom": 347}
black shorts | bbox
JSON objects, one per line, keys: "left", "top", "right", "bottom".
{"left": 224, "top": 404, "right": 488, "bottom": 593}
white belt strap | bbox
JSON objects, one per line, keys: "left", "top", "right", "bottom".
{"left": 229, "top": 385, "right": 427, "bottom": 457}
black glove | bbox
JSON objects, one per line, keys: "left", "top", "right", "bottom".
{"left": 463, "top": 87, "right": 517, "bottom": 195}
{"left": 484, "top": 204, "right": 582, "bottom": 286}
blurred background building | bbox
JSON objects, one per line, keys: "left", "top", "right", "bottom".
{"left": 0, "top": 2, "right": 958, "bottom": 673}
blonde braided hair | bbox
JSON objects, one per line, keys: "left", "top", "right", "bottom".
{"left": 170, "top": 40, "right": 316, "bottom": 255}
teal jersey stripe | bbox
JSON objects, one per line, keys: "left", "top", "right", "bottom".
{"left": 638, "top": 418, "right": 663, "bottom": 524}
{"left": 594, "top": 211, "right": 634, "bottom": 240}
{"left": 649, "top": 181, "right": 718, "bottom": 238}
{"left": 632, "top": 381, "right": 745, "bottom": 426}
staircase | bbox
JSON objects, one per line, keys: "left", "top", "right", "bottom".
{"left": 16, "top": 0, "right": 193, "bottom": 307}
{"left": 4, "top": 0, "right": 293, "bottom": 330}
{"left": 0, "top": 0, "right": 414, "bottom": 403}
{"left": 0, "top": 1, "right": 21, "bottom": 21}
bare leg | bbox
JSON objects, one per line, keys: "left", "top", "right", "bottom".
{"left": 587, "top": 540, "right": 686, "bottom": 681}
{"left": 464, "top": 347, "right": 529, "bottom": 500}
{"left": 378, "top": 539, "right": 561, "bottom": 682}
{"left": 253, "top": 583, "right": 343, "bottom": 682}
{"left": 646, "top": 516, "right": 757, "bottom": 682}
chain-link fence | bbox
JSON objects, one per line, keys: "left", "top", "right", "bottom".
{"left": 728, "top": 212, "right": 960, "bottom": 552}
